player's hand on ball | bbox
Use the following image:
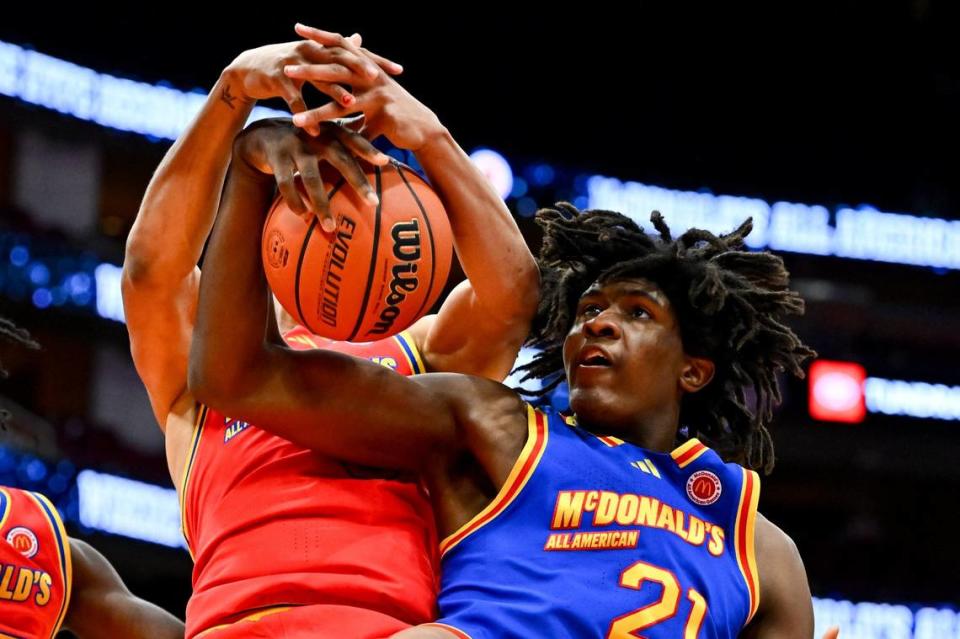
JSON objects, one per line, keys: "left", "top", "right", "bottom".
{"left": 233, "top": 118, "right": 389, "bottom": 232}
{"left": 287, "top": 24, "right": 444, "bottom": 151}
{"left": 224, "top": 31, "right": 402, "bottom": 137}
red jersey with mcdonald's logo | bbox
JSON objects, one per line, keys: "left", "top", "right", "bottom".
{"left": 181, "top": 326, "right": 438, "bottom": 639}
{"left": 0, "top": 487, "right": 72, "bottom": 639}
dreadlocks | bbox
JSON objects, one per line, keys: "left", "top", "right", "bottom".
{"left": 518, "top": 203, "right": 815, "bottom": 474}
{"left": 1, "top": 315, "right": 39, "bottom": 430}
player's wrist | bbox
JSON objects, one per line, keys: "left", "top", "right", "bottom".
{"left": 218, "top": 65, "right": 255, "bottom": 105}
{"left": 410, "top": 122, "right": 451, "bottom": 155}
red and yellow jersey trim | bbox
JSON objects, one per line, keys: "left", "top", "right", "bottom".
{"left": 734, "top": 468, "right": 761, "bottom": 625}
{"left": 439, "top": 405, "right": 548, "bottom": 557}
{"left": 195, "top": 606, "right": 293, "bottom": 637}
{"left": 394, "top": 330, "right": 426, "bottom": 375}
{"left": 284, "top": 332, "right": 320, "bottom": 349}
{"left": 179, "top": 404, "right": 209, "bottom": 558}
{"left": 671, "top": 438, "right": 708, "bottom": 469}
{"left": 596, "top": 435, "right": 625, "bottom": 447}
{"left": 0, "top": 488, "right": 11, "bottom": 532}
{"left": 561, "top": 414, "right": 624, "bottom": 447}
{"left": 24, "top": 491, "right": 72, "bottom": 638}
{"left": 422, "top": 622, "right": 473, "bottom": 638}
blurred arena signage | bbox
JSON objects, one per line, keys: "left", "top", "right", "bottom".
{"left": 808, "top": 360, "right": 867, "bottom": 423}
{"left": 809, "top": 359, "right": 960, "bottom": 423}
{"left": 0, "top": 39, "right": 285, "bottom": 140}
{"left": 588, "top": 176, "right": 960, "bottom": 271}
{"left": 3, "top": 38, "right": 960, "bottom": 273}
{"left": 813, "top": 597, "right": 960, "bottom": 639}
{"left": 77, "top": 469, "right": 184, "bottom": 549}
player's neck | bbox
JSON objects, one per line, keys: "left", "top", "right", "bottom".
{"left": 579, "top": 410, "right": 679, "bottom": 453}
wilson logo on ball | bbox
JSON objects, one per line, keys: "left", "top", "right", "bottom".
{"left": 367, "top": 220, "right": 422, "bottom": 338}
{"left": 262, "top": 162, "right": 451, "bottom": 342}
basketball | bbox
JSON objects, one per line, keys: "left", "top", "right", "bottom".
{"left": 262, "top": 161, "right": 453, "bottom": 341}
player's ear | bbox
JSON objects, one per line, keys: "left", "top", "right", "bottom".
{"left": 680, "top": 356, "right": 714, "bottom": 394}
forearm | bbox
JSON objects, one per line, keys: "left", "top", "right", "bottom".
{"left": 64, "top": 538, "right": 184, "bottom": 639}
{"left": 188, "top": 158, "right": 276, "bottom": 402}
{"left": 415, "top": 129, "right": 539, "bottom": 320}
{"left": 124, "top": 69, "right": 254, "bottom": 285}
{"left": 69, "top": 592, "right": 184, "bottom": 639}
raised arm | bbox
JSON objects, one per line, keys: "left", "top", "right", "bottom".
{"left": 63, "top": 538, "right": 184, "bottom": 639}
{"left": 289, "top": 24, "right": 539, "bottom": 380}
{"left": 122, "top": 33, "right": 400, "bottom": 429}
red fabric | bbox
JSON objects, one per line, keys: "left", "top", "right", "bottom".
{"left": 183, "top": 328, "right": 438, "bottom": 638}
{"left": 0, "top": 487, "right": 71, "bottom": 639}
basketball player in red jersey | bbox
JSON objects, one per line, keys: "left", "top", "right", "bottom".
{"left": 122, "top": 26, "right": 538, "bottom": 639}
{"left": 0, "top": 486, "right": 184, "bottom": 638}
{"left": 1, "top": 329, "right": 183, "bottom": 637}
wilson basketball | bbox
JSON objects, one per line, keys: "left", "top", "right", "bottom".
{"left": 262, "top": 161, "right": 452, "bottom": 341}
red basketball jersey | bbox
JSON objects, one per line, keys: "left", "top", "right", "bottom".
{"left": 0, "top": 487, "right": 72, "bottom": 639}
{"left": 181, "top": 327, "right": 438, "bottom": 638}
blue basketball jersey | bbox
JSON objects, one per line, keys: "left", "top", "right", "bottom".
{"left": 433, "top": 405, "right": 761, "bottom": 639}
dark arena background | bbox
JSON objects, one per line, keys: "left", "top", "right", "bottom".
{"left": 2, "top": 4, "right": 959, "bottom": 636}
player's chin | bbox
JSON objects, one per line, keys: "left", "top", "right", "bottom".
{"left": 568, "top": 385, "right": 619, "bottom": 422}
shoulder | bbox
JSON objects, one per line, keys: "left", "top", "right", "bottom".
{"left": 755, "top": 513, "right": 805, "bottom": 588}
{"left": 420, "top": 373, "right": 531, "bottom": 482}
{"left": 756, "top": 513, "right": 801, "bottom": 561}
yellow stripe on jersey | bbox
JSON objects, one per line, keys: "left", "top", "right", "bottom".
{"left": 0, "top": 487, "right": 11, "bottom": 531}
{"left": 179, "top": 404, "right": 208, "bottom": 558}
{"left": 440, "top": 405, "right": 548, "bottom": 557}
{"left": 734, "top": 468, "right": 761, "bottom": 625}
{"left": 395, "top": 330, "right": 426, "bottom": 374}
{"left": 597, "top": 435, "right": 625, "bottom": 447}
{"left": 195, "top": 606, "right": 293, "bottom": 637}
{"left": 671, "top": 438, "right": 709, "bottom": 468}
{"left": 25, "top": 492, "right": 72, "bottom": 639}
{"left": 645, "top": 459, "right": 662, "bottom": 478}
{"left": 286, "top": 334, "right": 318, "bottom": 349}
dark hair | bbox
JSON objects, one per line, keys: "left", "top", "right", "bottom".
{"left": 1, "top": 316, "right": 39, "bottom": 430}
{"left": 518, "top": 203, "right": 815, "bottom": 473}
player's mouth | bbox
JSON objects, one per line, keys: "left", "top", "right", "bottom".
{"left": 576, "top": 345, "right": 613, "bottom": 369}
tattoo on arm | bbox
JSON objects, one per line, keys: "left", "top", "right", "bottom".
{"left": 220, "top": 84, "right": 238, "bottom": 110}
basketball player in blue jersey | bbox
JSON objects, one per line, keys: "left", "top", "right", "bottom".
{"left": 194, "top": 122, "right": 842, "bottom": 639}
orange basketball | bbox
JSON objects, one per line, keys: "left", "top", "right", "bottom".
{"left": 262, "top": 161, "right": 453, "bottom": 341}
